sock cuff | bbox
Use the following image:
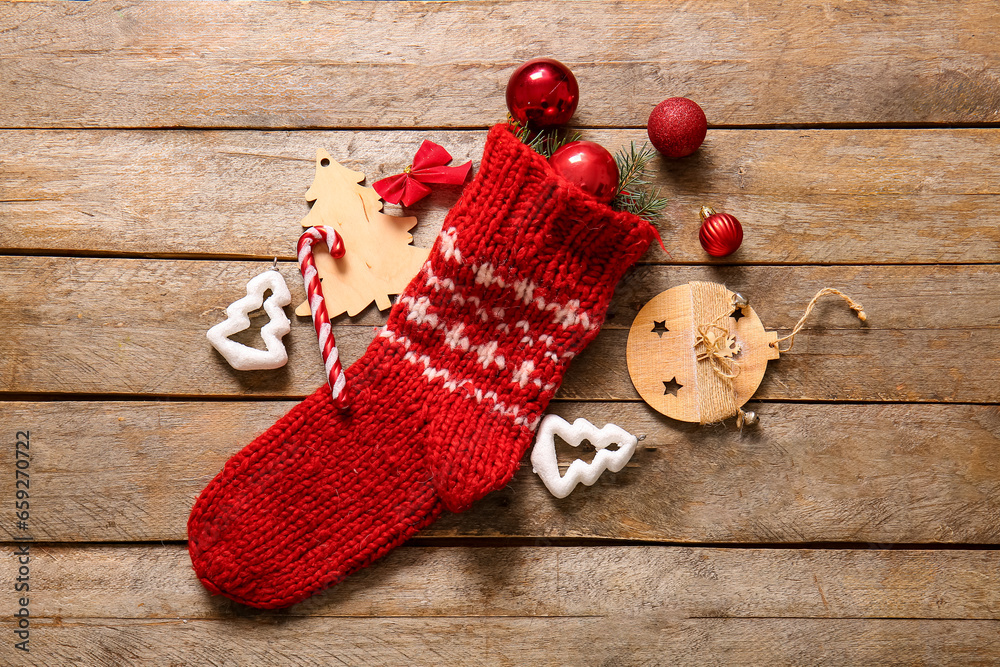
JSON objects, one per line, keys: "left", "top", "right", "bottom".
{"left": 436, "top": 123, "right": 655, "bottom": 325}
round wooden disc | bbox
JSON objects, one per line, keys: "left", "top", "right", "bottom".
{"left": 626, "top": 282, "right": 780, "bottom": 423}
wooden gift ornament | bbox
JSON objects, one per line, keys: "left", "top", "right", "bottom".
{"left": 626, "top": 281, "right": 866, "bottom": 426}
{"left": 294, "top": 149, "right": 430, "bottom": 319}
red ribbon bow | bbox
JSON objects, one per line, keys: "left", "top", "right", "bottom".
{"left": 373, "top": 140, "right": 472, "bottom": 207}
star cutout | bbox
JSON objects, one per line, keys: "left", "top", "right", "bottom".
{"left": 663, "top": 377, "right": 683, "bottom": 397}
{"left": 651, "top": 320, "right": 669, "bottom": 337}
{"left": 730, "top": 307, "right": 746, "bottom": 323}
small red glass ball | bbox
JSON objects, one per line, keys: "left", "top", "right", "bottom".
{"left": 549, "top": 141, "right": 619, "bottom": 203}
{"left": 699, "top": 212, "right": 743, "bottom": 257}
{"left": 506, "top": 58, "right": 579, "bottom": 127}
{"left": 648, "top": 97, "right": 708, "bottom": 158}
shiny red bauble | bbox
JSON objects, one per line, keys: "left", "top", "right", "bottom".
{"left": 548, "top": 141, "right": 619, "bottom": 203}
{"left": 648, "top": 97, "right": 708, "bottom": 158}
{"left": 506, "top": 58, "right": 579, "bottom": 127}
{"left": 698, "top": 206, "right": 743, "bottom": 257}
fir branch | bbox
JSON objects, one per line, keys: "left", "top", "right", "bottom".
{"left": 507, "top": 116, "right": 579, "bottom": 158}
{"left": 614, "top": 141, "right": 657, "bottom": 194}
{"left": 525, "top": 129, "right": 550, "bottom": 155}
{"left": 611, "top": 141, "right": 669, "bottom": 223}
{"left": 614, "top": 187, "right": 669, "bottom": 221}
{"left": 537, "top": 128, "right": 581, "bottom": 158}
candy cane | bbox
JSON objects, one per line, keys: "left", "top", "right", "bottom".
{"left": 297, "top": 226, "right": 350, "bottom": 408}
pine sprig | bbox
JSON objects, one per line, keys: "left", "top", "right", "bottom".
{"left": 507, "top": 116, "right": 580, "bottom": 158}
{"left": 537, "top": 128, "right": 581, "bottom": 157}
{"left": 614, "top": 141, "right": 656, "bottom": 193}
{"left": 611, "top": 141, "right": 669, "bottom": 223}
{"left": 614, "top": 187, "right": 669, "bottom": 221}
{"left": 508, "top": 115, "right": 534, "bottom": 144}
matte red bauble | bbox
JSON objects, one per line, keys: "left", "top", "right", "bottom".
{"left": 548, "top": 141, "right": 619, "bottom": 202}
{"left": 506, "top": 58, "right": 579, "bottom": 127}
{"left": 698, "top": 206, "right": 743, "bottom": 257}
{"left": 648, "top": 97, "right": 708, "bottom": 158}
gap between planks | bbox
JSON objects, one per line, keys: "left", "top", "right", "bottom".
{"left": 8, "top": 538, "right": 1000, "bottom": 551}
{"left": 6, "top": 123, "right": 1000, "bottom": 132}
{"left": 4, "top": 249, "right": 1000, "bottom": 269}
{"left": 3, "top": 401, "right": 999, "bottom": 544}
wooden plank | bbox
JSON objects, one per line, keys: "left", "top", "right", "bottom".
{"left": 3, "top": 401, "right": 999, "bottom": 543}
{"left": 3, "top": 545, "right": 1000, "bottom": 620}
{"left": 2, "top": 258, "right": 997, "bottom": 400}
{"left": 3, "top": 616, "right": 999, "bottom": 666}
{"left": 4, "top": 544, "right": 1000, "bottom": 664}
{"left": 3, "top": 128, "right": 999, "bottom": 264}
{"left": 3, "top": 1, "right": 999, "bottom": 128}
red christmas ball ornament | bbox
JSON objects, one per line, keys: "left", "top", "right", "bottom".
{"left": 548, "top": 141, "right": 619, "bottom": 203}
{"left": 647, "top": 97, "right": 708, "bottom": 158}
{"left": 698, "top": 206, "right": 743, "bottom": 257}
{"left": 506, "top": 58, "right": 579, "bottom": 127}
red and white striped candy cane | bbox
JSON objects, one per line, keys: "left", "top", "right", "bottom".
{"left": 297, "top": 226, "right": 350, "bottom": 408}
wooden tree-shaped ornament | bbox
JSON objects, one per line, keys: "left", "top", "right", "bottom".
{"left": 294, "top": 149, "right": 430, "bottom": 318}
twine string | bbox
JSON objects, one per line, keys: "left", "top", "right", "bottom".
{"left": 771, "top": 288, "right": 867, "bottom": 353}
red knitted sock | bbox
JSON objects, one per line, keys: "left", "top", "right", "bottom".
{"left": 187, "top": 124, "right": 655, "bottom": 608}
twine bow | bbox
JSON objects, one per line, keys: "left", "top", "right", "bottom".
{"left": 693, "top": 320, "right": 741, "bottom": 381}
{"left": 373, "top": 140, "right": 472, "bottom": 206}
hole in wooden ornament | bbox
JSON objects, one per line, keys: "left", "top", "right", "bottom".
{"left": 320, "top": 158, "right": 330, "bottom": 167}
{"left": 731, "top": 307, "right": 746, "bottom": 323}
{"left": 663, "top": 377, "right": 683, "bottom": 396}
{"left": 651, "top": 320, "right": 669, "bottom": 337}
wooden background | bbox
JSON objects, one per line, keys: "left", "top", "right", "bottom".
{"left": 2, "top": 0, "right": 999, "bottom": 664}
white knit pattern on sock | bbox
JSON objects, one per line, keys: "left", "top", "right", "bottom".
{"left": 432, "top": 228, "right": 600, "bottom": 332}
{"left": 378, "top": 328, "right": 542, "bottom": 430}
